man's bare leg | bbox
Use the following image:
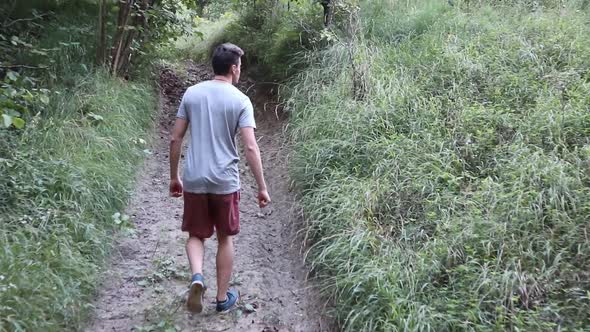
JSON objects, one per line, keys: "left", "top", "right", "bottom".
{"left": 186, "top": 236, "right": 205, "bottom": 275}
{"left": 216, "top": 232, "right": 234, "bottom": 301}
{"left": 186, "top": 236, "right": 206, "bottom": 313}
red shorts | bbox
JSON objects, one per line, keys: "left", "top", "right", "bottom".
{"left": 182, "top": 191, "right": 240, "bottom": 239}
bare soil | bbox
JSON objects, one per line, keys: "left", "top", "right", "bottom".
{"left": 85, "top": 63, "right": 329, "bottom": 332}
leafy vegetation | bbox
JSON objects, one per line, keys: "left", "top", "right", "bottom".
{"left": 201, "top": 1, "right": 325, "bottom": 78}
{"left": 223, "top": 0, "right": 590, "bottom": 330}
{"left": 0, "top": 72, "right": 156, "bottom": 331}
{"left": 0, "top": 1, "right": 174, "bottom": 330}
{"left": 2, "top": 0, "right": 589, "bottom": 330}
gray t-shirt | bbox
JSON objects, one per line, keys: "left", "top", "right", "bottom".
{"left": 177, "top": 80, "right": 256, "bottom": 194}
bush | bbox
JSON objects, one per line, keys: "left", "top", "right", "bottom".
{"left": 278, "top": 0, "right": 590, "bottom": 330}
{"left": 0, "top": 3, "right": 158, "bottom": 330}
{"left": 210, "top": 0, "right": 325, "bottom": 79}
{"left": 0, "top": 70, "right": 156, "bottom": 331}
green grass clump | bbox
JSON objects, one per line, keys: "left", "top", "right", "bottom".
{"left": 208, "top": 1, "right": 325, "bottom": 79}
{"left": 0, "top": 71, "right": 156, "bottom": 331}
{"left": 280, "top": 0, "right": 590, "bottom": 330}
{"left": 0, "top": 3, "right": 158, "bottom": 331}
{"left": 170, "top": 14, "right": 235, "bottom": 63}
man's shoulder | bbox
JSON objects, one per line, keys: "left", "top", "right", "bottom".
{"left": 225, "top": 83, "right": 249, "bottom": 101}
{"left": 219, "top": 84, "right": 251, "bottom": 108}
{"left": 190, "top": 81, "right": 246, "bottom": 95}
{"left": 185, "top": 81, "right": 250, "bottom": 107}
{"left": 186, "top": 80, "right": 212, "bottom": 93}
{"left": 182, "top": 82, "right": 203, "bottom": 99}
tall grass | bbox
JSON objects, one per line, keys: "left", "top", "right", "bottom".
{"left": 276, "top": 0, "right": 590, "bottom": 330}
{"left": 207, "top": 1, "right": 325, "bottom": 79}
{"left": 0, "top": 3, "right": 158, "bottom": 331}
{"left": 0, "top": 73, "right": 156, "bottom": 331}
{"left": 170, "top": 14, "right": 235, "bottom": 63}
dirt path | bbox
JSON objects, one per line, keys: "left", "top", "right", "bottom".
{"left": 86, "top": 64, "right": 327, "bottom": 332}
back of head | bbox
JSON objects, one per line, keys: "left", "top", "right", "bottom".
{"left": 212, "top": 43, "right": 244, "bottom": 75}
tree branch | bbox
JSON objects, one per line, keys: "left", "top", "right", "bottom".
{"left": 2, "top": 13, "right": 51, "bottom": 28}
{"left": 0, "top": 64, "right": 48, "bottom": 70}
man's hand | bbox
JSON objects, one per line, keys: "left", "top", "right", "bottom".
{"left": 170, "top": 178, "right": 183, "bottom": 197}
{"left": 258, "top": 189, "right": 271, "bottom": 208}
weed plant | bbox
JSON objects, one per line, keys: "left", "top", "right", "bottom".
{"left": 280, "top": 0, "right": 590, "bottom": 330}
{"left": 0, "top": 3, "right": 157, "bottom": 331}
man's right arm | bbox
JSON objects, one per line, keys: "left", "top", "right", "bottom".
{"left": 169, "top": 118, "right": 188, "bottom": 197}
{"left": 240, "top": 127, "right": 270, "bottom": 208}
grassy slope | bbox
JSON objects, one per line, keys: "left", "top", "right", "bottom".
{"left": 265, "top": 1, "right": 590, "bottom": 330}
{"left": 0, "top": 5, "right": 157, "bottom": 331}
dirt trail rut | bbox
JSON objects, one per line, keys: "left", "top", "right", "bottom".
{"left": 86, "top": 63, "right": 327, "bottom": 332}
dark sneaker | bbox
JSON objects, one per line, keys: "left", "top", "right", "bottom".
{"left": 216, "top": 288, "right": 239, "bottom": 314}
{"left": 187, "top": 273, "right": 206, "bottom": 313}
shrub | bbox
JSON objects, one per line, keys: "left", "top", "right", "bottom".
{"left": 280, "top": 1, "right": 590, "bottom": 330}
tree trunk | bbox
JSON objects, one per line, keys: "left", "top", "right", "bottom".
{"left": 111, "top": 0, "right": 133, "bottom": 76}
{"left": 326, "top": 1, "right": 335, "bottom": 27}
{"left": 347, "top": 6, "right": 367, "bottom": 101}
{"left": 195, "top": 0, "right": 209, "bottom": 18}
{"left": 116, "top": 0, "right": 150, "bottom": 76}
{"left": 96, "top": 0, "right": 107, "bottom": 65}
{"left": 321, "top": 0, "right": 334, "bottom": 27}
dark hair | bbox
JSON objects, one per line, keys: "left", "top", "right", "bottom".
{"left": 212, "top": 43, "right": 244, "bottom": 75}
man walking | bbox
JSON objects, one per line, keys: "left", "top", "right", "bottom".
{"left": 169, "top": 43, "right": 270, "bottom": 313}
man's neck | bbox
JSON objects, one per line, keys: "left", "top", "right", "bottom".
{"left": 213, "top": 75, "right": 232, "bottom": 84}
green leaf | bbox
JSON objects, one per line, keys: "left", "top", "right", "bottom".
{"left": 12, "top": 117, "right": 25, "bottom": 129}
{"left": 23, "top": 91, "right": 35, "bottom": 103}
{"left": 243, "top": 303, "right": 257, "bottom": 313}
{"left": 8, "top": 88, "right": 18, "bottom": 98}
{"left": 7, "top": 71, "right": 18, "bottom": 81}
{"left": 31, "top": 49, "right": 48, "bottom": 56}
{"left": 88, "top": 113, "right": 104, "bottom": 121}
{"left": 39, "top": 94, "right": 50, "bottom": 105}
{"left": 2, "top": 114, "right": 12, "bottom": 127}
{"left": 59, "top": 42, "right": 80, "bottom": 47}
